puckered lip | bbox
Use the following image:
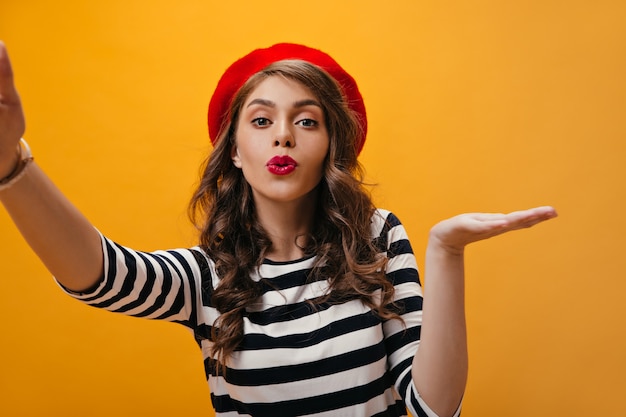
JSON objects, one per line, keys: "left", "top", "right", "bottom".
{"left": 266, "top": 155, "right": 298, "bottom": 167}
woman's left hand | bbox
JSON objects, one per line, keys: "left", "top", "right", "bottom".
{"left": 429, "top": 206, "right": 558, "bottom": 255}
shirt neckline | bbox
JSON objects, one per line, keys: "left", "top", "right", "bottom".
{"left": 262, "top": 253, "right": 316, "bottom": 266}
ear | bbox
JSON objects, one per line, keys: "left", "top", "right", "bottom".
{"left": 231, "top": 144, "right": 242, "bottom": 168}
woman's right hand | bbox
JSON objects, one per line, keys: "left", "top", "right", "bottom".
{"left": 0, "top": 42, "right": 104, "bottom": 291}
{"left": 0, "top": 41, "right": 26, "bottom": 177}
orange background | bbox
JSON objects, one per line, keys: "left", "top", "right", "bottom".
{"left": 1, "top": 1, "right": 625, "bottom": 416}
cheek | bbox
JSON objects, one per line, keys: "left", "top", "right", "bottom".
{"left": 317, "top": 139, "right": 331, "bottom": 163}
{"left": 231, "top": 128, "right": 256, "bottom": 167}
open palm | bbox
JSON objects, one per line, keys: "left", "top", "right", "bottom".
{"left": 430, "top": 206, "right": 558, "bottom": 255}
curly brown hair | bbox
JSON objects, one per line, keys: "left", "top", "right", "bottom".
{"left": 189, "top": 60, "right": 400, "bottom": 370}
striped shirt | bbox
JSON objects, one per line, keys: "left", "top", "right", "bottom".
{"left": 61, "top": 209, "right": 461, "bottom": 417}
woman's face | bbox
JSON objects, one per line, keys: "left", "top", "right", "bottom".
{"left": 232, "top": 75, "right": 329, "bottom": 207}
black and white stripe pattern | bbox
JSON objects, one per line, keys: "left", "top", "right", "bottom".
{"left": 61, "top": 209, "right": 461, "bottom": 417}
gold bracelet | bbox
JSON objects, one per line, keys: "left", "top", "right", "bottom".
{"left": 0, "top": 138, "right": 34, "bottom": 191}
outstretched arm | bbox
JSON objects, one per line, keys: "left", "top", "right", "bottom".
{"left": 0, "top": 42, "right": 103, "bottom": 291}
{"left": 413, "top": 206, "right": 558, "bottom": 417}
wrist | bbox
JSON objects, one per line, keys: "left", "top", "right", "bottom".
{"left": 427, "top": 233, "right": 465, "bottom": 257}
{"left": 0, "top": 145, "right": 21, "bottom": 178}
{"left": 0, "top": 138, "right": 34, "bottom": 191}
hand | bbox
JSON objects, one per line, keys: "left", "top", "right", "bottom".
{"left": 429, "top": 206, "right": 558, "bottom": 255}
{"left": 0, "top": 41, "right": 26, "bottom": 175}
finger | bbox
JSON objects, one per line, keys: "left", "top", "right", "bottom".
{"left": 0, "top": 41, "right": 19, "bottom": 101}
{"left": 510, "top": 206, "right": 557, "bottom": 221}
{"left": 503, "top": 206, "right": 558, "bottom": 229}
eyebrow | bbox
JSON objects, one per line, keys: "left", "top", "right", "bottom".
{"left": 246, "top": 98, "right": 322, "bottom": 109}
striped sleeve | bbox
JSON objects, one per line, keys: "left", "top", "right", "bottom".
{"left": 57, "top": 232, "right": 206, "bottom": 330}
{"left": 374, "top": 209, "right": 462, "bottom": 417}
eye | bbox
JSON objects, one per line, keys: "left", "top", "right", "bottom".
{"left": 252, "top": 117, "right": 271, "bottom": 127}
{"left": 296, "top": 118, "right": 318, "bottom": 128}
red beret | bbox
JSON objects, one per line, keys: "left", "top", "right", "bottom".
{"left": 208, "top": 43, "right": 367, "bottom": 154}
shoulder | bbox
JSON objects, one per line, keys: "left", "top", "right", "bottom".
{"left": 189, "top": 245, "right": 220, "bottom": 287}
{"left": 370, "top": 208, "right": 404, "bottom": 237}
{"left": 370, "top": 208, "right": 411, "bottom": 251}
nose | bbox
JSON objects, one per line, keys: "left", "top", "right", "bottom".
{"left": 273, "top": 121, "right": 295, "bottom": 148}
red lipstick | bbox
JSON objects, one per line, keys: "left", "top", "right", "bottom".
{"left": 266, "top": 155, "right": 297, "bottom": 175}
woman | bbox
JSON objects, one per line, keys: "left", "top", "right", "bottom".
{"left": 0, "top": 42, "right": 556, "bottom": 417}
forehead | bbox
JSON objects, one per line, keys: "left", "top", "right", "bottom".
{"left": 244, "top": 75, "right": 318, "bottom": 105}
